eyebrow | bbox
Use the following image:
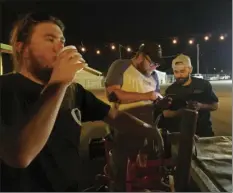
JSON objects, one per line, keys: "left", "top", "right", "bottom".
{"left": 45, "top": 34, "right": 66, "bottom": 43}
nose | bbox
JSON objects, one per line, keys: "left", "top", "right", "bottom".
{"left": 176, "top": 73, "right": 182, "bottom": 78}
{"left": 54, "top": 41, "right": 65, "bottom": 54}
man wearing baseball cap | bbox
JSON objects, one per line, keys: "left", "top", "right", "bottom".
{"left": 105, "top": 42, "right": 164, "bottom": 191}
{"left": 161, "top": 54, "right": 219, "bottom": 137}
{"left": 105, "top": 42, "right": 164, "bottom": 111}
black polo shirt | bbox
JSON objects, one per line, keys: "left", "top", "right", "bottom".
{"left": 160, "top": 77, "right": 218, "bottom": 137}
{"left": 0, "top": 73, "right": 110, "bottom": 191}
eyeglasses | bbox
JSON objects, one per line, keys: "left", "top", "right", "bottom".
{"left": 144, "top": 55, "right": 160, "bottom": 67}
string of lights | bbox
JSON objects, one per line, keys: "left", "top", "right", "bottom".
{"left": 76, "top": 33, "right": 230, "bottom": 55}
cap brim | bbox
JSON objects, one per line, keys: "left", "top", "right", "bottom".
{"left": 151, "top": 56, "right": 165, "bottom": 67}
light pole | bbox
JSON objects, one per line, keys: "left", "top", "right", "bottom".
{"left": 119, "top": 44, "right": 123, "bottom": 59}
{"left": 197, "top": 44, "right": 200, "bottom": 74}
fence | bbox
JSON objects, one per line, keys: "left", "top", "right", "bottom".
{"left": 166, "top": 74, "right": 231, "bottom": 84}
{"left": 80, "top": 73, "right": 232, "bottom": 90}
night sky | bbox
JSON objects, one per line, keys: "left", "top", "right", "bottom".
{"left": 0, "top": 0, "right": 232, "bottom": 74}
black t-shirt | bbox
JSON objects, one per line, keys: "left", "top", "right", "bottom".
{"left": 160, "top": 77, "right": 219, "bottom": 137}
{"left": 0, "top": 73, "right": 110, "bottom": 191}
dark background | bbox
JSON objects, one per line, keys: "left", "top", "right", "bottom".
{"left": 0, "top": 0, "right": 232, "bottom": 75}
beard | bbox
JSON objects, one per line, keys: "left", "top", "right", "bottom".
{"left": 175, "top": 75, "right": 190, "bottom": 85}
{"left": 137, "top": 60, "right": 151, "bottom": 77}
{"left": 27, "top": 49, "right": 53, "bottom": 84}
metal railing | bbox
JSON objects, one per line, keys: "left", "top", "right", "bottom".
{"left": 166, "top": 74, "right": 231, "bottom": 84}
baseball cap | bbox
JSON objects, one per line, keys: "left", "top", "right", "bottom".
{"left": 137, "top": 42, "right": 165, "bottom": 66}
{"left": 172, "top": 54, "right": 192, "bottom": 69}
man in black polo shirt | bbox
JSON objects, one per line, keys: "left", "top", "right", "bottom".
{"left": 0, "top": 12, "right": 162, "bottom": 191}
{"left": 161, "top": 54, "right": 219, "bottom": 137}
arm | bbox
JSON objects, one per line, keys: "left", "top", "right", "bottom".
{"left": 106, "top": 85, "right": 154, "bottom": 104}
{"left": 0, "top": 46, "right": 86, "bottom": 168}
{"left": 200, "top": 81, "right": 219, "bottom": 111}
{"left": 163, "top": 109, "right": 183, "bottom": 118}
{"left": 193, "top": 81, "right": 219, "bottom": 111}
{"left": 162, "top": 87, "right": 182, "bottom": 118}
{"left": 80, "top": 86, "right": 154, "bottom": 124}
{"left": 80, "top": 89, "right": 163, "bottom": 152}
{"left": 199, "top": 102, "right": 218, "bottom": 111}
{"left": 0, "top": 83, "right": 68, "bottom": 168}
{"left": 105, "top": 108, "right": 164, "bottom": 153}
{"left": 80, "top": 86, "right": 153, "bottom": 134}
{"left": 105, "top": 108, "right": 152, "bottom": 137}
{"left": 105, "top": 60, "right": 159, "bottom": 104}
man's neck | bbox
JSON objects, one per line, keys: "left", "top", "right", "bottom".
{"left": 182, "top": 77, "right": 192, "bottom": 86}
{"left": 19, "top": 68, "right": 45, "bottom": 85}
{"left": 131, "top": 58, "right": 151, "bottom": 77}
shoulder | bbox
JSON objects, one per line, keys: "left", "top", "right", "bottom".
{"left": 0, "top": 72, "right": 18, "bottom": 90}
{"left": 71, "top": 82, "right": 86, "bottom": 95}
{"left": 105, "top": 59, "right": 132, "bottom": 87}
{"left": 191, "top": 77, "right": 211, "bottom": 89}
{"left": 0, "top": 72, "right": 17, "bottom": 82}
{"left": 73, "top": 83, "right": 96, "bottom": 98}
{"left": 108, "top": 59, "right": 131, "bottom": 74}
{"left": 165, "top": 82, "right": 178, "bottom": 94}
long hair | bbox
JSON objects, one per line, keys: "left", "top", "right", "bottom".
{"left": 9, "top": 12, "right": 65, "bottom": 71}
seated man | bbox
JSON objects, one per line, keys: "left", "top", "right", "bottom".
{"left": 0, "top": 13, "right": 163, "bottom": 192}
{"left": 105, "top": 43, "right": 164, "bottom": 191}
{"left": 160, "top": 54, "right": 219, "bottom": 137}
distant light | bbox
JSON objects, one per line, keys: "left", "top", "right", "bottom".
{"left": 111, "top": 45, "right": 116, "bottom": 50}
{"left": 96, "top": 50, "right": 100, "bottom": 54}
{"left": 127, "top": 47, "right": 131, "bottom": 52}
{"left": 214, "top": 68, "right": 216, "bottom": 70}
{"left": 220, "top": 35, "right": 225, "bottom": 40}
{"left": 172, "top": 39, "right": 177, "bottom": 44}
{"left": 158, "top": 44, "right": 161, "bottom": 48}
{"left": 81, "top": 47, "right": 86, "bottom": 52}
{"left": 189, "top": 40, "right": 194, "bottom": 44}
{"left": 204, "top": 36, "right": 209, "bottom": 41}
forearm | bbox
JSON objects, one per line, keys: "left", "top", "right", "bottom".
{"left": 0, "top": 83, "right": 68, "bottom": 168}
{"left": 200, "top": 102, "right": 219, "bottom": 111}
{"left": 109, "top": 89, "right": 150, "bottom": 104}
{"left": 124, "top": 104, "right": 154, "bottom": 124}
{"left": 105, "top": 108, "right": 164, "bottom": 153}
{"left": 105, "top": 110, "right": 154, "bottom": 138}
{"left": 163, "top": 109, "right": 182, "bottom": 118}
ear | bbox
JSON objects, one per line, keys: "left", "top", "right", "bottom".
{"left": 189, "top": 67, "right": 193, "bottom": 74}
{"left": 15, "top": 42, "right": 29, "bottom": 57}
{"left": 15, "top": 42, "right": 23, "bottom": 53}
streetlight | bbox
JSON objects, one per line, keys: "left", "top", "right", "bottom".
{"left": 197, "top": 44, "right": 200, "bottom": 74}
{"left": 172, "top": 39, "right": 177, "bottom": 44}
{"left": 127, "top": 47, "right": 131, "bottom": 52}
{"left": 81, "top": 47, "right": 86, "bottom": 52}
{"left": 189, "top": 39, "right": 194, "bottom": 45}
{"left": 111, "top": 45, "right": 116, "bottom": 50}
{"left": 220, "top": 35, "right": 225, "bottom": 40}
{"left": 204, "top": 36, "right": 209, "bottom": 41}
{"left": 96, "top": 50, "right": 100, "bottom": 55}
